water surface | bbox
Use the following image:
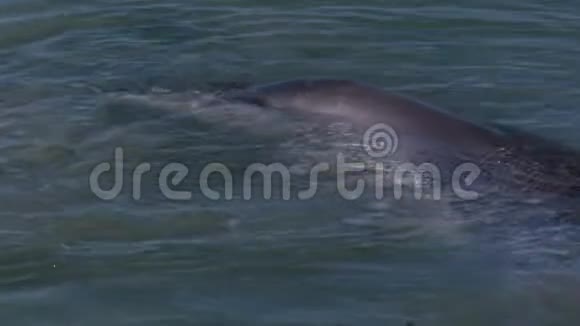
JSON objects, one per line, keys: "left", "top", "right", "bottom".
{"left": 1, "top": 1, "right": 580, "bottom": 325}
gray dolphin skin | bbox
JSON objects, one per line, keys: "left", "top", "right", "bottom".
{"left": 236, "top": 79, "right": 504, "bottom": 154}
{"left": 229, "top": 79, "right": 580, "bottom": 197}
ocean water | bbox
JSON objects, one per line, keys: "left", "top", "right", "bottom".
{"left": 1, "top": 1, "right": 580, "bottom": 325}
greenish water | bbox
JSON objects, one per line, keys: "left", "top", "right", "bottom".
{"left": 1, "top": 1, "right": 580, "bottom": 325}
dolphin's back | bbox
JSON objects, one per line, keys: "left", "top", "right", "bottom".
{"left": 238, "top": 79, "right": 506, "bottom": 155}
{"left": 230, "top": 79, "right": 580, "bottom": 198}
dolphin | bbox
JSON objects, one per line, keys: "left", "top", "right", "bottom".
{"left": 227, "top": 79, "right": 580, "bottom": 198}
{"left": 232, "top": 79, "right": 503, "bottom": 153}
{"left": 101, "top": 78, "right": 580, "bottom": 199}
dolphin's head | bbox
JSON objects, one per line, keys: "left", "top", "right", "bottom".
{"left": 229, "top": 79, "right": 359, "bottom": 112}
